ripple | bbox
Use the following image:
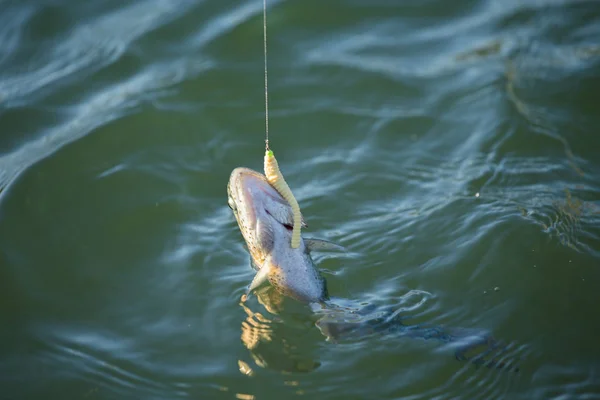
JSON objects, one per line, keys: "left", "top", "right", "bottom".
{"left": 0, "top": 4, "right": 35, "bottom": 67}
{"left": 0, "top": 326, "right": 174, "bottom": 399}
{"left": 186, "top": 0, "right": 278, "bottom": 50}
{"left": 0, "top": 56, "right": 213, "bottom": 194}
{"left": 529, "top": 364, "right": 600, "bottom": 399}
{"left": 1, "top": 0, "right": 599, "bottom": 399}
{"left": 0, "top": 0, "right": 196, "bottom": 107}
{"left": 517, "top": 188, "right": 600, "bottom": 255}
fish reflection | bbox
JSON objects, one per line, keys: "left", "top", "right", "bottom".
{"left": 238, "top": 287, "right": 321, "bottom": 374}
{"left": 239, "top": 286, "right": 519, "bottom": 374}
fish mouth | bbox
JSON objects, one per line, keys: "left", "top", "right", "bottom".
{"left": 227, "top": 168, "right": 257, "bottom": 228}
{"left": 228, "top": 167, "right": 299, "bottom": 233}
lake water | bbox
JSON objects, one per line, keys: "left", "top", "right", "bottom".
{"left": 1, "top": 0, "right": 600, "bottom": 399}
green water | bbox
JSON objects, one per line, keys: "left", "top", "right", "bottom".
{"left": 1, "top": 0, "right": 600, "bottom": 399}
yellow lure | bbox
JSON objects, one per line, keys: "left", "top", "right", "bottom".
{"left": 264, "top": 149, "right": 302, "bottom": 248}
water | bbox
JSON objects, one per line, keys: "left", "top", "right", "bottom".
{"left": 1, "top": 0, "right": 599, "bottom": 398}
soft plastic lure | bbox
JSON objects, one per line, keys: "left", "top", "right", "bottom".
{"left": 264, "top": 149, "right": 302, "bottom": 248}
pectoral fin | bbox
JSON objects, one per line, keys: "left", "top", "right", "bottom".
{"left": 246, "top": 261, "right": 273, "bottom": 296}
{"left": 305, "top": 238, "right": 346, "bottom": 253}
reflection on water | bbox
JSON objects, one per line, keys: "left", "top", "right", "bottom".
{"left": 1, "top": 0, "right": 600, "bottom": 398}
{"left": 239, "top": 288, "right": 321, "bottom": 374}
{"left": 240, "top": 286, "right": 522, "bottom": 375}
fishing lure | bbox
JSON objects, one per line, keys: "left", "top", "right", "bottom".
{"left": 264, "top": 148, "right": 302, "bottom": 248}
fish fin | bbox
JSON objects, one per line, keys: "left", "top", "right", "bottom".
{"left": 247, "top": 261, "right": 273, "bottom": 295}
{"left": 305, "top": 238, "right": 346, "bottom": 253}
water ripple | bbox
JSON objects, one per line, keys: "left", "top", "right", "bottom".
{"left": 1, "top": 0, "right": 599, "bottom": 399}
{"left": 0, "top": 4, "right": 35, "bottom": 67}
{"left": 529, "top": 364, "right": 600, "bottom": 399}
{"left": 0, "top": 56, "right": 213, "bottom": 195}
{"left": 0, "top": 0, "right": 196, "bottom": 107}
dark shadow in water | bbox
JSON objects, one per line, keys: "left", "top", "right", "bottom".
{"left": 314, "top": 300, "right": 521, "bottom": 373}
{"left": 239, "top": 287, "right": 521, "bottom": 375}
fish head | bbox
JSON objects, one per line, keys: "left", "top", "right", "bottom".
{"left": 227, "top": 167, "right": 306, "bottom": 263}
{"left": 227, "top": 167, "right": 329, "bottom": 302}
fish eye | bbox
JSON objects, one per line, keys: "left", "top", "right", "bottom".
{"left": 228, "top": 196, "right": 237, "bottom": 211}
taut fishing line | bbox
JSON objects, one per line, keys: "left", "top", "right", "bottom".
{"left": 261, "top": 0, "right": 302, "bottom": 249}
{"left": 263, "top": 0, "right": 270, "bottom": 150}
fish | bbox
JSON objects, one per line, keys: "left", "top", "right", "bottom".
{"left": 227, "top": 167, "right": 521, "bottom": 372}
{"left": 227, "top": 167, "right": 344, "bottom": 303}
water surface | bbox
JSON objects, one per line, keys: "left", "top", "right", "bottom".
{"left": 1, "top": 0, "right": 600, "bottom": 399}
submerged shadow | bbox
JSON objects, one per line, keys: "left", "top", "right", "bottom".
{"left": 239, "top": 287, "right": 521, "bottom": 374}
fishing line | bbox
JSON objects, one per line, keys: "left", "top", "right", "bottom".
{"left": 263, "top": 0, "right": 269, "bottom": 150}
{"left": 261, "top": 0, "right": 302, "bottom": 249}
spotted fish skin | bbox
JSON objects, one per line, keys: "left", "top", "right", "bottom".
{"left": 227, "top": 168, "right": 328, "bottom": 303}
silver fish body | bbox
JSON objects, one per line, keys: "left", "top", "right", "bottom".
{"left": 227, "top": 167, "right": 341, "bottom": 303}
